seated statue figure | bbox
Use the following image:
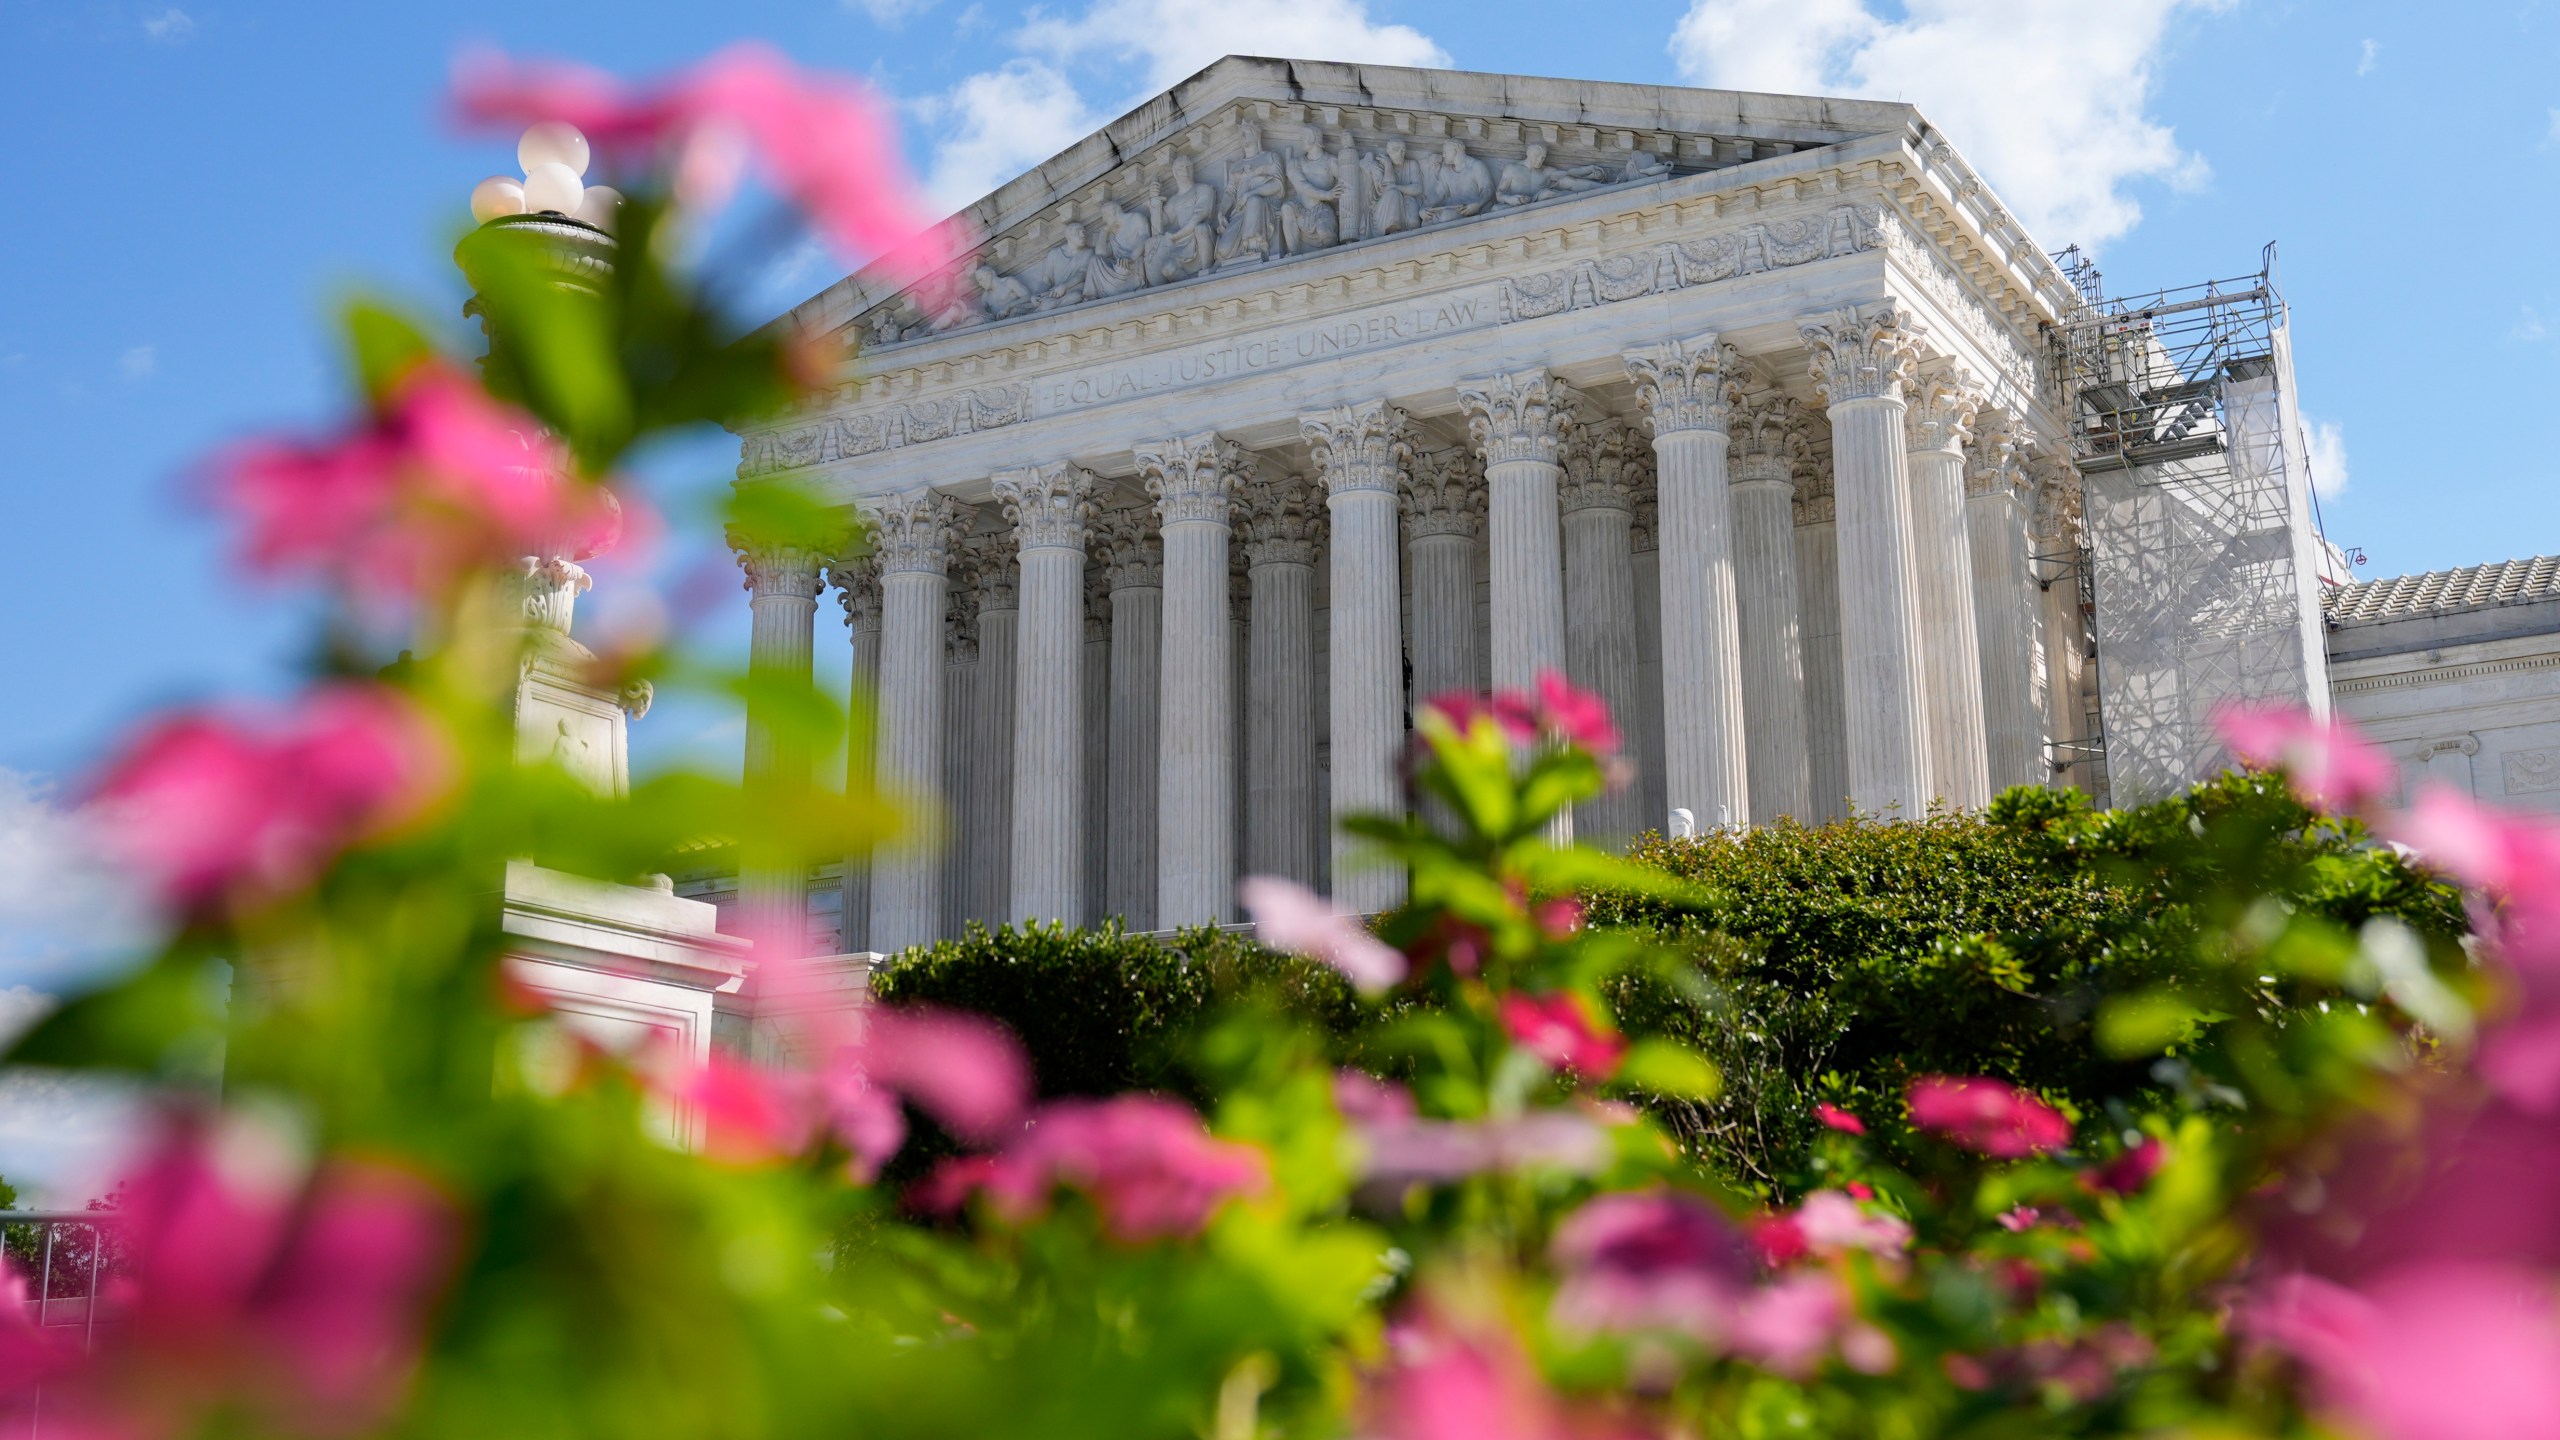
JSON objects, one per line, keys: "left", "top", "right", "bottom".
{"left": 961, "top": 262, "right": 1034, "bottom": 325}
{"left": 1359, "top": 137, "right": 1422, "bottom": 239}
{"left": 1419, "top": 140, "right": 1495, "bottom": 223}
{"left": 1214, "top": 122, "right": 1288, "bottom": 265}
{"left": 1143, "top": 154, "right": 1219, "bottom": 286}
{"left": 1280, "top": 134, "right": 1349, "bottom": 254}
{"left": 1084, "top": 199, "right": 1152, "bottom": 299}
{"left": 1024, "top": 223, "right": 1092, "bottom": 310}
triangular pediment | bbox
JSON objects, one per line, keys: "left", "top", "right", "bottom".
{"left": 792, "top": 56, "right": 1916, "bottom": 348}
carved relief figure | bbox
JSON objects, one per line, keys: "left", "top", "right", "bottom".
{"left": 1215, "top": 122, "right": 1287, "bottom": 266}
{"left": 1279, "top": 132, "right": 1349, "bottom": 254}
{"left": 1143, "top": 154, "right": 1219, "bottom": 286}
{"left": 1084, "top": 198, "right": 1153, "bottom": 300}
{"left": 969, "top": 261, "right": 1035, "bottom": 322}
{"left": 1496, "top": 142, "right": 1610, "bottom": 206}
{"left": 1359, "top": 137, "right": 1422, "bottom": 239}
{"left": 1419, "top": 139, "right": 1494, "bottom": 223}
{"left": 1618, "top": 148, "right": 1672, "bottom": 183}
{"left": 1025, "top": 222, "right": 1092, "bottom": 309}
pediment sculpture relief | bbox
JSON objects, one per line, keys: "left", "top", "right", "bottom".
{"left": 888, "top": 118, "right": 1694, "bottom": 342}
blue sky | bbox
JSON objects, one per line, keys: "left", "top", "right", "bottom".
{"left": 2, "top": 0, "right": 2558, "bottom": 1185}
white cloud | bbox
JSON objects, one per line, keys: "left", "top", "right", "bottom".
{"left": 0, "top": 770, "right": 149, "bottom": 991}
{"left": 1016, "top": 0, "right": 1449, "bottom": 94}
{"left": 0, "top": 1067, "right": 144, "bottom": 1206}
{"left": 141, "top": 7, "right": 196, "bottom": 43}
{"left": 2356, "top": 38, "right": 2379, "bottom": 76}
{"left": 118, "top": 344, "right": 156, "bottom": 380}
{"left": 2516, "top": 306, "right": 2548, "bottom": 342}
{"left": 846, "top": 0, "right": 938, "bottom": 26}
{"left": 2304, "top": 416, "right": 2349, "bottom": 499}
{"left": 916, "top": 59, "right": 1102, "bottom": 215}
{"left": 1669, "top": 0, "right": 2227, "bottom": 251}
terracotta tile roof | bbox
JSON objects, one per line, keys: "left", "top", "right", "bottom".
{"left": 2324, "top": 556, "right": 2560, "bottom": 624}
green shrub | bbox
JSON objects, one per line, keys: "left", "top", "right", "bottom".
{"left": 1589, "top": 774, "right": 2466, "bottom": 1193}
{"left": 871, "top": 920, "right": 1359, "bottom": 1104}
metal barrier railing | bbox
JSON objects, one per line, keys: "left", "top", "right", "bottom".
{"left": 4, "top": 1212, "right": 127, "bottom": 1440}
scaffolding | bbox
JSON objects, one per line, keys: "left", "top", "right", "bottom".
{"left": 2059, "top": 245, "right": 2333, "bottom": 804}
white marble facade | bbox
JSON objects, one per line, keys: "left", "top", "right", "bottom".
{"left": 730, "top": 57, "right": 2108, "bottom": 945}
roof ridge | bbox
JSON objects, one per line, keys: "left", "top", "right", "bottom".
{"left": 2324, "top": 555, "right": 2560, "bottom": 623}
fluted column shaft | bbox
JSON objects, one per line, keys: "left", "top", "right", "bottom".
{"left": 1106, "top": 575, "right": 1162, "bottom": 927}
{"left": 1625, "top": 339, "right": 1750, "bottom": 832}
{"left": 1967, "top": 437, "right": 2042, "bottom": 794}
{"left": 1729, "top": 467, "right": 1811, "bottom": 823}
{"left": 737, "top": 542, "right": 824, "bottom": 955}
{"left": 969, "top": 576, "right": 1017, "bottom": 926}
{"left": 1305, "top": 401, "right": 1410, "bottom": 912}
{"left": 995, "top": 463, "right": 1096, "bottom": 926}
{"left": 2039, "top": 513, "right": 2089, "bottom": 796}
{"left": 1805, "top": 306, "right": 1932, "bottom": 817}
{"left": 1460, "top": 371, "right": 1572, "bottom": 692}
{"left": 866, "top": 491, "right": 958, "bottom": 952}
{"left": 1081, "top": 581, "right": 1111, "bottom": 929}
{"left": 1906, "top": 369, "right": 1991, "bottom": 810}
{"left": 1793, "top": 489, "right": 1850, "bottom": 823}
{"left": 1140, "top": 434, "right": 1243, "bottom": 927}
{"left": 833, "top": 563, "right": 881, "bottom": 953}
{"left": 1403, "top": 449, "right": 1483, "bottom": 713}
{"left": 1560, "top": 474, "right": 1643, "bottom": 845}
{"left": 1246, "top": 557, "right": 1320, "bottom": 884}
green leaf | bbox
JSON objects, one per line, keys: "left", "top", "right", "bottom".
{"left": 1613, "top": 1037, "right": 1720, "bottom": 1100}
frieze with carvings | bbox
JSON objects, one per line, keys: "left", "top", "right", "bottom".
{"left": 1870, "top": 207, "right": 2043, "bottom": 405}
{"left": 1500, "top": 203, "right": 1883, "bottom": 322}
{"left": 740, "top": 384, "right": 1031, "bottom": 478}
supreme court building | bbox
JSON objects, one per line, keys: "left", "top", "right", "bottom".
{"left": 716, "top": 56, "right": 2357, "bottom": 956}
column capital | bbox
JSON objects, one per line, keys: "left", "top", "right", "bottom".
{"left": 1137, "top": 432, "right": 1248, "bottom": 526}
{"left": 731, "top": 535, "right": 826, "bottom": 600}
{"left": 1729, "top": 395, "right": 1807, "bottom": 488}
{"left": 1094, "top": 505, "right": 1164, "bottom": 589}
{"left": 1085, "top": 563, "right": 1113, "bottom": 643}
{"left": 1905, "top": 359, "right": 1984, "bottom": 455}
{"left": 1458, "top": 368, "right": 1579, "bottom": 466}
{"left": 1240, "top": 472, "right": 1323, "bottom": 567}
{"left": 865, "top": 488, "right": 963, "bottom": 577}
{"left": 992, "top": 461, "right": 1101, "bottom": 551}
{"left": 963, "top": 527, "right": 1018, "bottom": 615}
{"left": 1800, "top": 301, "right": 1925, "bottom": 406}
{"left": 1623, "top": 335, "right": 1748, "bottom": 438}
{"left": 1792, "top": 459, "right": 1837, "bottom": 527}
{"left": 1964, "top": 408, "right": 2027, "bottom": 499}
{"left": 1299, "top": 399, "right": 1415, "bottom": 497}
{"left": 2029, "top": 454, "right": 2085, "bottom": 546}
{"left": 1630, "top": 490, "right": 1659, "bottom": 555}
{"left": 828, "top": 555, "right": 882, "bottom": 633}
{"left": 1402, "top": 444, "right": 1485, "bottom": 540}
{"left": 1559, "top": 417, "right": 1639, "bottom": 514}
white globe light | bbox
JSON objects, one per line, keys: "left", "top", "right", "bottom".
{"left": 573, "top": 184, "right": 625, "bottom": 233}
{"left": 518, "top": 121, "right": 590, "bottom": 178}
{"left": 469, "top": 175, "right": 527, "bottom": 224}
{"left": 521, "top": 162, "right": 585, "bottom": 217}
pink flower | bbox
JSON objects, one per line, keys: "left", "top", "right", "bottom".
{"left": 1995, "top": 1205, "right": 2043, "bottom": 1233}
{"left": 1499, "top": 992, "right": 1627, "bottom": 1077}
{"left": 1749, "top": 1214, "right": 1809, "bottom": 1268}
{"left": 1533, "top": 671, "right": 1621, "bottom": 757}
{"left": 2247, "top": 1264, "right": 2560, "bottom": 1440}
{"left": 39, "top": 1113, "right": 454, "bottom": 1434}
{"left": 212, "top": 363, "right": 624, "bottom": 599}
{"left": 1551, "top": 1188, "right": 1752, "bottom": 1340}
{"left": 1729, "top": 1272, "right": 1850, "bottom": 1377}
{"left": 2215, "top": 704, "right": 2396, "bottom": 813}
{"left": 1792, "top": 1190, "right": 1911, "bottom": 1258}
{"left": 1814, "top": 1103, "right": 1866, "bottom": 1136}
{"left": 836, "top": 1004, "right": 1031, "bottom": 1144}
{"left": 1240, "top": 875, "right": 1408, "bottom": 994}
{"left": 1333, "top": 1070, "right": 1418, "bottom": 1127}
{"left": 674, "top": 1051, "right": 818, "bottom": 1165}
{"left": 1420, "top": 690, "right": 1535, "bottom": 745}
{"left": 945, "top": 1096, "right": 1267, "bottom": 1242}
{"left": 1353, "top": 1110, "right": 1617, "bottom": 1186}
{"left": 1906, "top": 1076, "right": 2072, "bottom": 1159}
{"left": 88, "top": 684, "right": 450, "bottom": 913}
{"left": 2084, "top": 1137, "right": 2165, "bottom": 1196}
{"left": 452, "top": 45, "right": 961, "bottom": 280}
{"left": 1369, "top": 1306, "right": 1611, "bottom": 1440}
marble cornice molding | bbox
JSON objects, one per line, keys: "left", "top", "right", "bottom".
{"left": 1136, "top": 431, "right": 1248, "bottom": 526}
{"left": 1905, "top": 359, "right": 1983, "bottom": 454}
{"left": 1301, "top": 399, "right": 1416, "bottom": 499}
{"left": 865, "top": 489, "right": 965, "bottom": 577}
{"left": 1624, "top": 335, "right": 1747, "bottom": 439}
{"left": 1240, "top": 472, "right": 1324, "bottom": 567}
{"left": 1458, "top": 368, "right": 1578, "bottom": 468}
{"left": 1802, "top": 301, "right": 1925, "bottom": 407}
{"left": 991, "top": 461, "right": 1101, "bottom": 551}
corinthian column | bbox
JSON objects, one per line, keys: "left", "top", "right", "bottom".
{"left": 2033, "top": 464, "right": 2089, "bottom": 796}
{"left": 1792, "top": 457, "right": 1852, "bottom": 823}
{"left": 1402, "top": 445, "right": 1485, "bottom": 710}
{"left": 1905, "top": 360, "right": 1992, "bottom": 810}
{"left": 963, "top": 529, "right": 1018, "bottom": 925}
{"left": 1303, "top": 400, "right": 1412, "bottom": 911}
{"left": 734, "top": 536, "right": 825, "bottom": 956}
{"left": 865, "top": 490, "right": 960, "bottom": 953}
{"left": 1965, "top": 415, "right": 2042, "bottom": 794}
{"left": 1242, "top": 472, "right": 1323, "bottom": 888}
{"left": 830, "top": 557, "right": 881, "bottom": 952}
{"left": 1137, "top": 433, "right": 1245, "bottom": 927}
{"left": 1082, "top": 565, "right": 1112, "bottom": 929}
{"left": 1558, "top": 420, "right": 1645, "bottom": 846}
{"left": 1801, "top": 303, "right": 1932, "bottom": 817}
{"left": 1095, "top": 507, "right": 1163, "bottom": 928}
{"left": 1457, "top": 369, "right": 1574, "bottom": 693}
{"left": 1728, "top": 398, "right": 1813, "bottom": 823}
{"left": 939, "top": 585, "right": 977, "bottom": 939}
{"left": 1624, "top": 337, "right": 1750, "bottom": 833}
{"left": 993, "top": 461, "right": 1097, "bottom": 926}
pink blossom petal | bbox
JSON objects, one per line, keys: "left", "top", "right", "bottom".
{"left": 251, "top": 1162, "right": 455, "bottom": 1425}
{"left": 1906, "top": 1076, "right": 2072, "bottom": 1159}
{"left": 1498, "top": 992, "right": 1627, "bottom": 1077}
{"left": 1533, "top": 670, "right": 1621, "bottom": 757}
{"left": 946, "top": 1096, "right": 1267, "bottom": 1242}
{"left": 850, "top": 1003, "right": 1031, "bottom": 1143}
{"left": 2249, "top": 1264, "right": 2560, "bottom": 1440}
{"left": 1814, "top": 1103, "right": 1866, "bottom": 1136}
{"left": 1792, "top": 1190, "right": 1911, "bottom": 1257}
{"left": 1730, "top": 1272, "right": 1849, "bottom": 1377}
{"left": 1241, "top": 875, "right": 1407, "bottom": 994}
{"left": 1551, "top": 1188, "right": 1751, "bottom": 1339}
{"left": 675, "top": 1052, "right": 818, "bottom": 1164}
{"left": 2215, "top": 703, "right": 2395, "bottom": 812}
